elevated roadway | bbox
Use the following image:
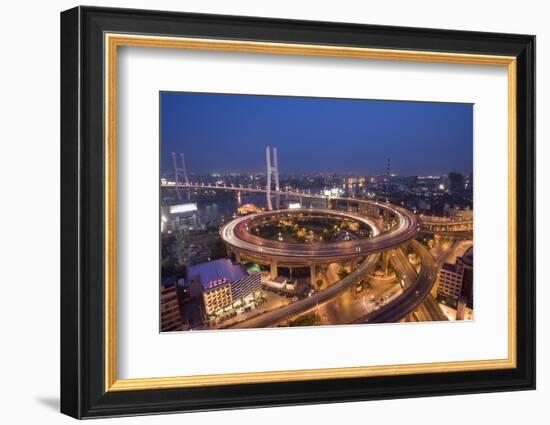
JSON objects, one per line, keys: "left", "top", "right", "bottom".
{"left": 421, "top": 217, "right": 473, "bottom": 238}
{"left": 167, "top": 183, "right": 439, "bottom": 325}
{"left": 353, "top": 240, "right": 437, "bottom": 323}
{"left": 221, "top": 207, "right": 419, "bottom": 263}
{"left": 229, "top": 253, "right": 380, "bottom": 329}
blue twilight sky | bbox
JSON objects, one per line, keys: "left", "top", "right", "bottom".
{"left": 160, "top": 92, "right": 473, "bottom": 176}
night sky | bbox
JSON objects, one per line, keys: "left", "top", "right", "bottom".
{"left": 160, "top": 92, "right": 473, "bottom": 176}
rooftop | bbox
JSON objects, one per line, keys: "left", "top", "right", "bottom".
{"left": 188, "top": 258, "right": 248, "bottom": 291}
{"left": 441, "top": 263, "right": 457, "bottom": 273}
{"left": 461, "top": 247, "right": 474, "bottom": 266}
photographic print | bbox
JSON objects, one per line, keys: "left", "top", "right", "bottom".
{"left": 159, "top": 92, "right": 474, "bottom": 332}
{"left": 61, "top": 9, "right": 535, "bottom": 417}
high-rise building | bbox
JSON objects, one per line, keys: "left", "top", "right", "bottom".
{"left": 160, "top": 285, "right": 185, "bottom": 331}
{"left": 437, "top": 247, "right": 474, "bottom": 308}
{"left": 448, "top": 172, "right": 465, "bottom": 193}
{"left": 465, "top": 172, "right": 473, "bottom": 191}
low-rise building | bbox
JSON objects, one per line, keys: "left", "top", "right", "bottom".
{"left": 263, "top": 275, "right": 297, "bottom": 293}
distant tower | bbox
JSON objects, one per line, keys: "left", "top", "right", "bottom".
{"left": 265, "top": 146, "right": 280, "bottom": 210}
{"left": 385, "top": 157, "right": 391, "bottom": 194}
{"left": 172, "top": 152, "right": 190, "bottom": 200}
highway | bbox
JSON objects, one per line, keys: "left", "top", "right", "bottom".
{"left": 353, "top": 240, "right": 437, "bottom": 323}
{"left": 390, "top": 247, "right": 447, "bottom": 322}
{"left": 389, "top": 246, "right": 417, "bottom": 288}
{"left": 420, "top": 217, "right": 473, "bottom": 237}
{"left": 167, "top": 182, "right": 422, "bottom": 260}
{"left": 414, "top": 295, "right": 448, "bottom": 322}
{"left": 163, "top": 181, "right": 348, "bottom": 200}
{"left": 421, "top": 229, "right": 473, "bottom": 238}
{"left": 221, "top": 207, "right": 419, "bottom": 262}
{"left": 435, "top": 240, "right": 474, "bottom": 269}
{"left": 400, "top": 240, "right": 474, "bottom": 322}
{"left": 421, "top": 217, "right": 473, "bottom": 226}
{"left": 229, "top": 253, "right": 380, "bottom": 329}
{"left": 167, "top": 183, "right": 447, "bottom": 325}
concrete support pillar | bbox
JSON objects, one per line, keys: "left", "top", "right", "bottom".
{"left": 370, "top": 204, "right": 377, "bottom": 216}
{"left": 351, "top": 258, "right": 358, "bottom": 271}
{"left": 404, "top": 313, "right": 416, "bottom": 323}
{"left": 338, "top": 261, "right": 346, "bottom": 275}
{"left": 381, "top": 251, "right": 390, "bottom": 275}
{"left": 310, "top": 263, "right": 316, "bottom": 286}
{"left": 234, "top": 251, "right": 245, "bottom": 264}
{"left": 347, "top": 201, "right": 351, "bottom": 212}
{"left": 400, "top": 243, "right": 409, "bottom": 258}
{"left": 270, "top": 260, "right": 278, "bottom": 280}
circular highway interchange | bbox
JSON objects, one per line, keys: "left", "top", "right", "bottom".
{"left": 220, "top": 204, "right": 420, "bottom": 264}
{"left": 216, "top": 201, "right": 437, "bottom": 327}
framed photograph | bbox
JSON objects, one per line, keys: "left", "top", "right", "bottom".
{"left": 60, "top": 6, "right": 535, "bottom": 419}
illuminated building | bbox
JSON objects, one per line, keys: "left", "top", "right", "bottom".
{"left": 237, "top": 203, "right": 262, "bottom": 215}
{"left": 162, "top": 203, "right": 200, "bottom": 232}
{"left": 437, "top": 247, "right": 474, "bottom": 307}
{"left": 443, "top": 204, "right": 473, "bottom": 220}
{"left": 169, "top": 202, "right": 197, "bottom": 214}
{"left": 188, "top": 259, "right": 262, "bottom": 317}
{"left": 202, "top": 278, "right": 233, "bottom": 316}
{"left": 160, "top": 285, "right": 185, "bottom": 331}
{"left": 323, "top": 187, "right": 344, "bottom": 197}
{"left": 263, "top": 275, "right": 297, "bottom": 293}
{"left": 456, "top": 297, "right": 473, "bottom": 320}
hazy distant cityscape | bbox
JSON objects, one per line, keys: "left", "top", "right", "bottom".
{"left": 159, "top": 93, "right": 474, "bottom": 332}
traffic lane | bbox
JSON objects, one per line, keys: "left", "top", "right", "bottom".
{"left": 230, "top": 253, "right": 380, "bottom": 329}
{"left": 221, "top": 207, "right": 421, "bottom": 260}
{"left": 355, "top": 240, "right": 436, "bottom": 323}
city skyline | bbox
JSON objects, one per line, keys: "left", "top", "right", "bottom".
{"left": 160, "top": 92, "right": 474, "bottom": 332}
{"left": 160, "top": 92, "right": 473, "bottom": 176}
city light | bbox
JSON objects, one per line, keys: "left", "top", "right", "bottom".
{"left": 170, "top": 202, "right": 198, "bottom": 214}
{"left": 159, "top": 93, "right": 474, "bottom": 333}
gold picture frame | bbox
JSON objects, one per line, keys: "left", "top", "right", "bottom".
{"left": 61, "top": 7, "right": 534, "bottom": 419}
{"left": 104, "top": 33, "right": 517, "bottom": 392}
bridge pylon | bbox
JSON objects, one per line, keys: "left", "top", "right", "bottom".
{"left": 265, "top": 146, "right": 280, "bottom": 210}
{"left": 172, "top": 152, "right": 190, "bottom": 200}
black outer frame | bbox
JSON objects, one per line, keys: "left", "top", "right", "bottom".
{"left": 60, "top": 6, "right": 535, "bottom": 419}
